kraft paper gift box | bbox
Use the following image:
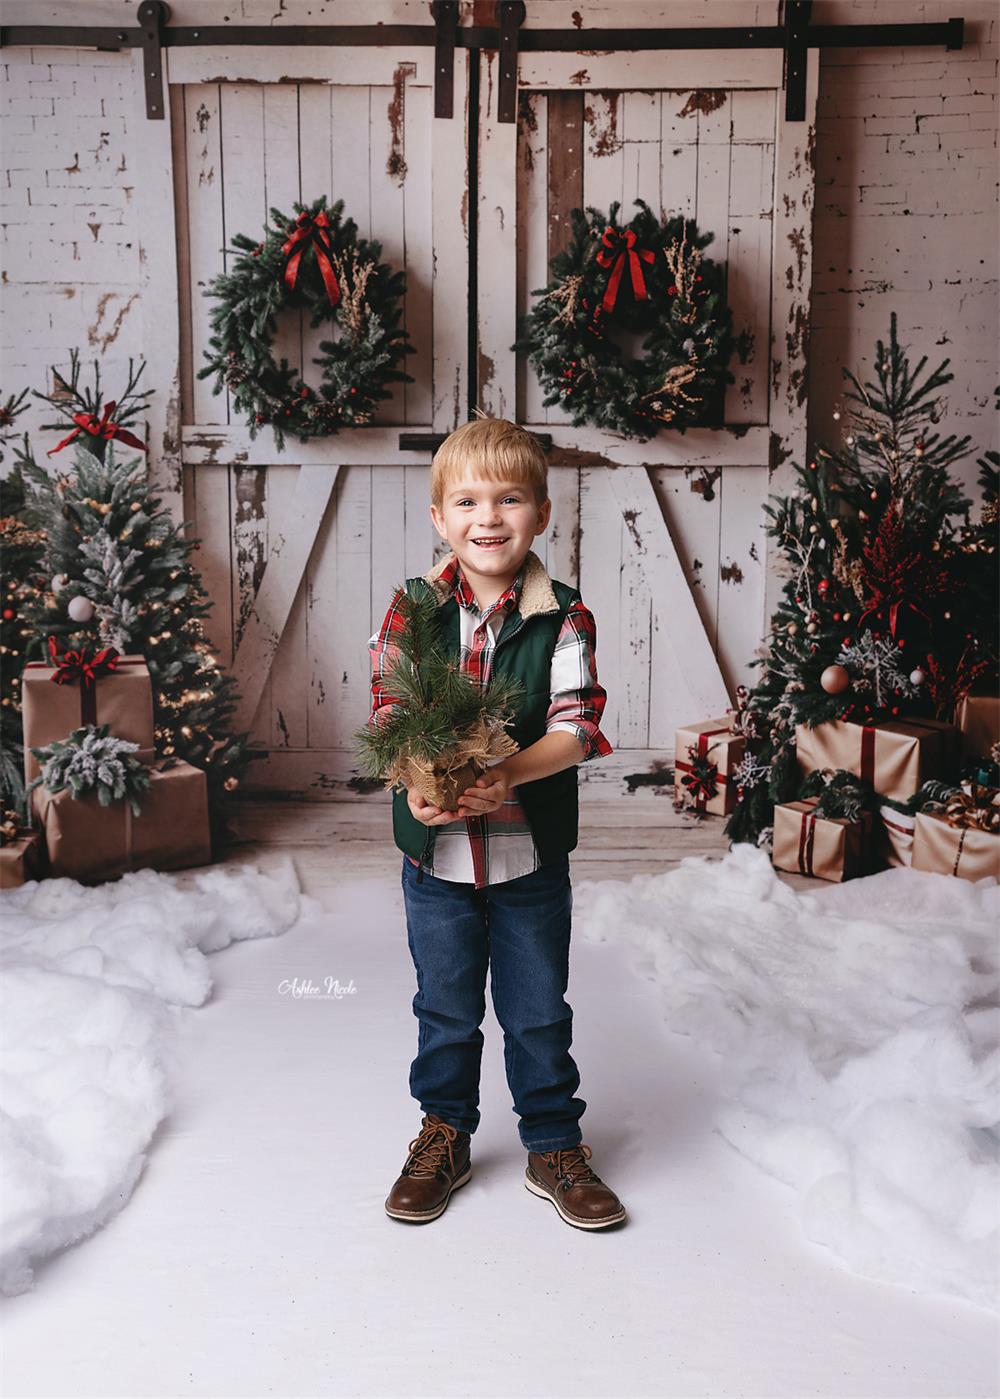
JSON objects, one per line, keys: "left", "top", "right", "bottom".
{"left": 911, "top": 810, "right": 999, "bottom": 883}
{"left": 22, "top": 652, "right": 155, "bottom": 784}
{"left": 875, "top": 803, "right": 916, "bottom": 868}
{"left": 794, "top": 717, "right": 961, "bottom": 803}
{"left": 673, "top": 718, "right": 745, "bottom": 816}
{"left": 953, "top": 691, "right": 999, "bottom": 763}
{"left": 772, "top": 797, "right": 873, "bottom": 882}
{"left": 0, "top": 831, "right": 42, "bottom": 888}
{"left": 31, "top": 761, "right": 211, "bottom": 883}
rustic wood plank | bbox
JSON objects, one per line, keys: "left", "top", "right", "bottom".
{"left": 645, "top": 465, "right": 722, "bottom": 750}
{"left": 717, "top": 463, "right": 768, "bottom": 697}
{"left": 766, "top": 47, "right": 819, "bottom": 623}
{"left": 183, "top": 82, "right": 226, "bottom": 426}
{"left": 604, "top": 464, "right": 731, "bottom": 719}
{"left": 579, "top": 465, "right": 623, "bottom": 749}
{"left": 188, "top": 463, "right": 235, "bottom": 667}
{"left": 182, "top": 422, "right": 771, "bottom": 468}
{"left": 263, "top": 465, "right": 309, "bottom": 749}
{"left": 231, "top": 462, "right": 340, "bottom": 734}
{"left": 168, "top": 49, "right": 435, "bottom": 88}
{"left": 476, "top": 49, "right": 517, "bottom": 419}
{"left": 132, "top": 50, "right": 185, "bottom": 524}
{"left": 402, "top": 77, "right": 434, "bottom": 425}
{"left": 307, "top": 463, "right": 370, "bottom": 749}
{"left": 431, "top": 49, "right": 469, "bottom": 433}
{"left": 370, "top": 65, "right": 411, "bottom": 425}
{"left": 519, "top": 52, "right": 782, "bottom": 91}
{"left": 516, "top": 90, "right": 548, "bottom": 425}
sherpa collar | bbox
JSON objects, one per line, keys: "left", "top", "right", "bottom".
{"left": 422, "top": 549, "right": 560, "bottom": 619}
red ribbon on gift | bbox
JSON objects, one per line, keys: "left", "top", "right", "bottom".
{"left": 46, "top": 636, "right": 120, "bottom": 726}
{"left": 675, "top": 727, "right": 731, "bottom": 813}
{"left": 797, "top": 806, "right": 817, "bottom": 875}
{"left": 595, "top": 226, "right": 655, "bottom": 314}
{"left": 46, "top": 401, "right": 147, "bottom": 457}
{"left": 281, "top": 209, "right": 341, "bottom": 307}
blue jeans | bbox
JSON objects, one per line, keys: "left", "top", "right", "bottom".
{"left": 400, "top": 852, "right": 586, "bottom": 1152}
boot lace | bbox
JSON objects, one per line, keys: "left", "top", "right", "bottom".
{"left": 405, "top": 1116, "right": 463, "bottom": 1178}
{"left": 541, "top": 1143, "right": 600, "bottom": 1188}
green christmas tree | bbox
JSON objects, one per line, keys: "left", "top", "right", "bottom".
{"left": 13, "top": 352, "right": 249, "bottom": 819}
{"left": 726, "top": 316, "right": 998, "bottom": 847}
{"left": 0, "top": 389, "right": 45, "bottom": 813}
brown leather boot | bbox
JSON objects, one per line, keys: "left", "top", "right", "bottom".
{"left": 525, "top": 1143, "right": 627, "bottom": 1230}
{"left": 384, "top": 1114, "right": 472, "bottom": 1223}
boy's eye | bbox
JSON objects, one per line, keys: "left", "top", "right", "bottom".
{"left": 456, "top": 496, "right": 520, "bottom": 506}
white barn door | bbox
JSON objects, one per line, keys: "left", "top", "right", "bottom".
{"left": 140, "top": 44, "right": 469, "bottom": 795}
{"left": 477, "top": 45, "right": 819, "bottom": 784}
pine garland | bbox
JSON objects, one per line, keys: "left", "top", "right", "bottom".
{"left": 515, "top": 198, "right": 734, "bottom": 439}
{"left": 198, "top": 195, "right": 414, "bottom": 451}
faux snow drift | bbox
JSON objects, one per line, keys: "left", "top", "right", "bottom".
{"left": 0, "top": 861, "right": 303, "bottom": 1297}
{"left": 574, "top": 843, "right": 999, "bottom": 1313}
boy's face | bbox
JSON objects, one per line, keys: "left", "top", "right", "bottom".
{"left": 430, "top": 474, "right": 551, "bottom": 589}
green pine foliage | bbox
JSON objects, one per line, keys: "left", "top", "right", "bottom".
{"left": 0, "top": 389, "right": 45, "bottom": 814}
{"left": 726, "top": 315, "right": 998, "bottom": 848}
{"left": 11, "top": 354, "right": 249, "bottom": 819}
{"left": 353, "top": 585, "right": 525, "bottom": 780}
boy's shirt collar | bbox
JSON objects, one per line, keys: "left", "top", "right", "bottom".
{"left": 423, "top": 548, "right": 561, "bottom": 620}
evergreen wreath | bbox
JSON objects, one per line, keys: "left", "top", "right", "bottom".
{"left": 516, "top": 198, "right": 734, "bottom": 440}
{"left": 198, "top": 196, "right": 414, "bottom": 451}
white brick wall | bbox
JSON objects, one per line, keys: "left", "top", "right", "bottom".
{"left": 1, "top": 42, "right": 141, "bottom": 458}
{"left": 1, "top": 1, "right": 997, "bottom": 492}
{"left": 810, "top": 0, "right": 999, "bottom": 502}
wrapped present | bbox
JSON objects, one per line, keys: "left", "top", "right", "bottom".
{"left": 673, "top": 719, "right": 745, "bottom": 816}
{"left": 22, "top": 642, "right": 155, "bottom": 783}
{"left": 772, "top": 797, "right": 873, "bottom": 882}
{"left": 31, "top": 760, "right": 211, "bottom": 883}
{"left": 911, "top": 785, "right": 1000, "bottom": 883}
{"left": 875, "top": 803, "right": 916, "bottom": 869}
{"left": 953, "top": 691, "right": 999, "bottom": 763}
{"left": 795, "top": 717, "right": 961, "bottom": 803}
{"left": 0, "top": 830, "right": 42, "bottom": 888}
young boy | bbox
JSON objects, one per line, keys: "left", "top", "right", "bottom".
{"left": 368, "top": 416, "right": 627, "bottom": 1231}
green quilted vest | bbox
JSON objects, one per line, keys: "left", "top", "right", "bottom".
{"left": 391, "top": 559, "right": 583, "bottom": 880}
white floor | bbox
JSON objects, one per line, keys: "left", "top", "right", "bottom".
{"left": 2, "top": 805, "right": 998, "bottom": 1399}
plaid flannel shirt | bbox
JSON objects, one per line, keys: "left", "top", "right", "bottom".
{"left": 368, "top": 553, "right": 612, "bottom": 888}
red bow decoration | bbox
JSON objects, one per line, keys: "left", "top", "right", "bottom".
{"left": 47, "top": 401, "right": 147, "bottom": 457}
{"left": 857, "top": 598, "right": 931, "bottom": 641}
{"left": 281, "top": 209, "right": 341, "bottom": 307}
{"left": 595, "top": 226, "right": 655, "bottom": 314}
{"left": 47, "top": 635, "right": 120, "bottom": 689}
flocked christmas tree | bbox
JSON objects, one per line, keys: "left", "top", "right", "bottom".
{"left": 726, "top": 315, "right": 998, "bottom": 847}
{"left": 12, "top": 351, "right": 249, "bottom": 817}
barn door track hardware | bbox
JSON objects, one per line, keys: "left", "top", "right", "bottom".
{"left": 1, "top": 1, "right": 965, "bottom": 124}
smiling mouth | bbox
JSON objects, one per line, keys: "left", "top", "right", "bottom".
{"left": 472, "top": 538, "right": 509, "bottom": 547}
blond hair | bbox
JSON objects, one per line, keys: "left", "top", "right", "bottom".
{"left": 430, "top": 416, "right": 549, "bottom": 511}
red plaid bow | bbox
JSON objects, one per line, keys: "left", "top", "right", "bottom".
{"left": 281, "top": 209, "right": 341, "bottom": 307}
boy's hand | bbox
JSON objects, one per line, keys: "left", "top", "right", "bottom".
{"left": 456, "top": 765, "right": 511, "bottom": 817}
{"left": 406, "top": 788, "right": 463, "bottom": 825}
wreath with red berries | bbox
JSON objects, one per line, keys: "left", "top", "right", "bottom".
{"left": 515, "top": 199, "right": 734, "bottom": 440}
{"left": 198, "top": 196, "right": 414, "bottom": 451}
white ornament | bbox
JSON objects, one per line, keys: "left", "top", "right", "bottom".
{"left": 909, "top": 668, "right": 925, "bottom": 686}
{"left": 67, "top": 595, "right": 95, "bottom": 623}
{"left": 51, "top": 573, "right": 70, "bottom": 594}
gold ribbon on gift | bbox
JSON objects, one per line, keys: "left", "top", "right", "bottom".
{"left": 928, "top": 785, "right": 1000, "bottom": 834}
